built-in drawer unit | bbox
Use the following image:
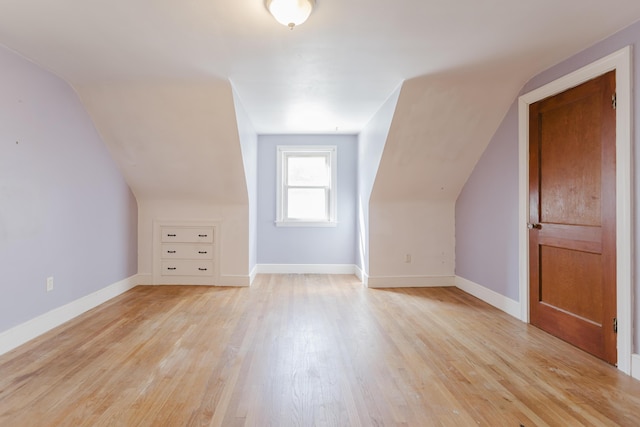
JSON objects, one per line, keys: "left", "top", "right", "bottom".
{"left": 160, "top": 227, "right": 214, "bottom": 244}
{"left": 161, "top": 244, "right": 213, "bottom": 260}
{"left": 161, "top": 260, "right": 214, "bottom": 276}
{"left": 153, "top": 221, "right": 218, "bottom": 285}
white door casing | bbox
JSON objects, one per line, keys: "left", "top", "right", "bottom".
{"left": 518, "top": 46, "right": 633, "bottom": 375}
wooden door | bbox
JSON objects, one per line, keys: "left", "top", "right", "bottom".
{"left": 529, "top": 71, "right": 616, "bottom": 364}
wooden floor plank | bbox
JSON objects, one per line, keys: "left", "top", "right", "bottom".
{"left": 1, "top": 274, "right": 640, "bottom": 426}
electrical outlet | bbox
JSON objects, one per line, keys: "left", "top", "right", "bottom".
{"left": 46, "top": 276, "right": 54, "bottom": 292}
{"left": 405, "top": 254, "right": 412, "bottom": 263}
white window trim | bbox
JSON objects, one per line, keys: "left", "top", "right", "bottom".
{"left": 276, "top": 145, "right": 337, "bottom": 227}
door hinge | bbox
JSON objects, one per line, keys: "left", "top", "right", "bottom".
{"left": 613, "top": 318, "right": 618, "bottom": 334}
{"left": 612, "top": 93, "right": 617, "bottom": 110}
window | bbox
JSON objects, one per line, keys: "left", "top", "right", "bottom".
{"left": 276, "top": 145, "right": 337, "bottom": 227}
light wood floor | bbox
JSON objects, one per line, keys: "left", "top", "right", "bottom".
{"left": 1, "top": 275, "right": 639, "bottom": 426}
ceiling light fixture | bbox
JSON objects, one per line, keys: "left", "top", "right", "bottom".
{"left": 265, "top": 0, "right": 315, "bottom": 30}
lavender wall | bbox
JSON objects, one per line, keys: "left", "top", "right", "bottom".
{"left": 257, "top": 134, "right": 357, "bottom": 265}
{"left": 455, "top": 20, "right": 640, "bottom": 351}
{"left": 455, "top": 102, "right": 519, "bottom": 300}
{"left": 0, "top": 45, "right": 137, "bottom": 333}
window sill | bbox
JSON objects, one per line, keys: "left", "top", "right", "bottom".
{"left": 275, "top": 221, "right": 338, "bottom": 228}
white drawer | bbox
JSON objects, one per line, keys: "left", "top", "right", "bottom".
{"left": 161, "top": 227, "right": 214, "bottom": 243}
{"left": 161, "top": 260, "right": 214, "bottom": 276}
{"left": 161, "top": 244, "right": 213, "bottom": 260}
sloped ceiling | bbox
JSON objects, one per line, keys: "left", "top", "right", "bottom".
{"left": 372, "top": 66, "right": 522, "bottom": 202}
{"left": 77, "top": 81, "right": 247, "bottom": 203}
{"left": 1, "top": 1, "right": 640, "bottom": 202}
{"left": 1, "top": 1, "right": 639, "bottom": 133}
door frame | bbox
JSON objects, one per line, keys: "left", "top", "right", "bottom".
{"left": 518, "top": 46, "right": 633, "bottom": 374}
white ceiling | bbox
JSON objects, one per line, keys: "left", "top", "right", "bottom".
{"left": 1, "top": 0, "right": 640, "bottom": 134}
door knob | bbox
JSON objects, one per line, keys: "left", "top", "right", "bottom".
{"left": 527, "top": 223, "right": 542, "bottom": 229}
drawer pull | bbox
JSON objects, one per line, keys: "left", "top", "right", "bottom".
{"left": 198, "top": 251, "right": 208, "bottom": 254}
{"left": 167, "top": 267, "right": 177, "bottom": 271}
{"left": 198, "top": 234, "right": 208, "bottom": 237}
{"left": 167, "top": 234, "right": 177, "bottom": 237}
{"left": 198, "top": 268, "right": 208, "bottom": 271}
{"left": 167, "top": 250, "right": 176, "bottom": 254}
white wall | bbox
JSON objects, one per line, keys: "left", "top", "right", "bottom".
{"left": 233, "top": 91, "right": 258, "bottom": 275}
{"left": 357, "top": 86, "right": 401, "bottom": 277}
{"left": 369, "top": 200, "right": 455, "bottom": 286}
{"left": 138, "top": 200, "right": 249, "bottom": 285}
{"left": 366, "top": 69, "right": 519, "bottom": 286}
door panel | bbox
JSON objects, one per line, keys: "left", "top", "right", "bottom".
{"left": 539, "top": 246, "right": 602, "bottom": 323}
{"left": 529, "top": 70, "right": 616, "bottom": 365}
{"left": 539, "top": 93, "right": 602, "bottom": 226}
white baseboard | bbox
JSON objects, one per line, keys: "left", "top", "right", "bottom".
{"left": 256, "top": 264, "right": 358, "bottom": 275}
{"left": 249, "top": 265, "right": 258, "bottom": 286}
{"left": 139, "top": 272, "right": 250, "bottom": 287}
{"left": 0, "top": 274, "right": 140, "bottom": 356}
{"left": 136, "top": 274, "right": 153, "bottom": 285}
{"left": 632, "top": 354, "right": 640, "bottom": 381}
{"left": 455, "top": 276, "right": 520, "bottom": 319}
{"left": 367, "top": 275, "right": 455, "bottom": 288}
{"left": 218, "top": 275, "right": 251, "bottom": 287}
{"left": 355, "top": 265, "right": 368, "bottom": 286}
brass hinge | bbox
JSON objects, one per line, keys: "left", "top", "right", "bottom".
{"left": 613, "top": 318, "right": 618, "bottom": 334}
{"left": 612, "top": 93, "right": 617, "bottom": 110}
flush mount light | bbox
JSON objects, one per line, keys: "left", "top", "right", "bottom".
{"left": 265, "top": 0, "right": 315, "bottom": 30}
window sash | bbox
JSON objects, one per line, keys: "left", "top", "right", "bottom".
{"left": 285, "top": 187, "right": 329, "bottom": 221}
{"left": 286, "top": 154, "right": 330, "bottom": 187}
{"left": 276, "top": 146, "right": 337, "bottom": 226}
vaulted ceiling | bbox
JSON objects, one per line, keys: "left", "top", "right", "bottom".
{"left": 1, "top": 1, "right": 640, "bottom": 202}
